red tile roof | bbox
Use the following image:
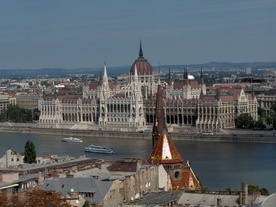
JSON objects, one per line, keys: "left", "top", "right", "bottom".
{"left": 148, "top": 132, "right": 183, "bottom": 165}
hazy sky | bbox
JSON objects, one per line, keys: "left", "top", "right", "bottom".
{"left": 0, "top": 0, "right": 276, "bottom": 69}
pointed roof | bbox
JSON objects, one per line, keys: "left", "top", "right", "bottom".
{"left": 151, "top": 82, "right": 166, "bottom": 147}
{"left": 184, "top": 67, "right": 189, "bottom": 86}
{"left": 168, "top": 69, "right": 173, "bottom": 86}
{"left": 200, "top": 67, "right": 204, "bottom": 85}
{"left": 103, "top": 62, "right": 107, "bottom": 78}
{"left": 148, "top": 132, "right": 183, "bottom": 164}
{"left": 139, "top": 39, "right": 143, "bottom": 57}
{"left": 182, "top": 161, "right": 201, "bottom": 191}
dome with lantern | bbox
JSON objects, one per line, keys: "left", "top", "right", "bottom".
{"left": 130, "top": 41, "right": 153, "bottom": 76}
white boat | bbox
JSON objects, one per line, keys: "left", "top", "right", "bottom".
{"left": 62, "top": 137, "right": 83, "bottom": 143}
{"left": 85, "top": 144, "right": 114, "bottom": 154}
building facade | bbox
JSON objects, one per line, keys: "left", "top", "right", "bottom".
{"left": 38, "top": 43, "right": 258, "bottom": 132}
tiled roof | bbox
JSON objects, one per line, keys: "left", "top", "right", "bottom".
{"left": 230, "top": 88, "right": 242, "bottom": 101}
{"left": 148, "top": 132, "right": 183, "bottom": 164}
{"left": 107, "top": 158, "right": 148, "bottom": 173}
{"left": 130, "top": 57, "right": 153, "bottom": 76}
{"left": 173, "top": 80, "right": 199, "bottom": 90}
{"left": 182, "top": 162, "right": 201, "bottom": 191}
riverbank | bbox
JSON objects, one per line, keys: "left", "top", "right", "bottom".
{"left": 0, "top": 122, "right": 276, "bottom": 143}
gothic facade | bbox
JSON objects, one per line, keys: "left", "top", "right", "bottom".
{"left": 38, "top": 43, "right": 258, "bottom": 132}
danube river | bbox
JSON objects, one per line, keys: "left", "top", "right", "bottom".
{"left": 0, "top": 132, "right": 275, "bottom": 194}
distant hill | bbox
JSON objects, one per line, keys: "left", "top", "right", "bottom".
{"left": 0, "top": 62, "right": 275, "bottom": 79}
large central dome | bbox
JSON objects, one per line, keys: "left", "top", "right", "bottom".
{"left": 130, "top": 41, "right": 153, "bottom": 76}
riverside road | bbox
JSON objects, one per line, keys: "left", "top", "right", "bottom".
{"left": 0, "top": 122, "right": 275, "bottom": 143}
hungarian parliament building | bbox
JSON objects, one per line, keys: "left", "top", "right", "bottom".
{"left": 38, "top": 43, "right": 258, "bottom": 133}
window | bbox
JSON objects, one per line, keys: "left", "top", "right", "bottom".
{"left": 174, "top": 171, "right": 180, "bottom": 179}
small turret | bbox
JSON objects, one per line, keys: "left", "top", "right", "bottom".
{"left": 200, "top": 67, "right": 204, "bottom": 85}
{"left": 167, "top": 69, "right": 173, "bottom": 86}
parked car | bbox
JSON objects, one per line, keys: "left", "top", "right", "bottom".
{"left": 202, "top": 131, "right": 214, "bottom": 135}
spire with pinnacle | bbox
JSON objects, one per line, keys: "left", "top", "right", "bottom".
{"left": 157, "top": 69, "right": 161, "bottom": 85}
{"left": 139, "top": 39, "right": 143, "bottom": 57}
{"left": 184, "top": 67, "right": 189, "bottom": 85}
{"left": 168, "top": 69, "right": 173, "bottom": 86}
{"left": 152, "top": 81, "right": 167, "bottom": 147}
{"left": 215, "top": 88, "right": 221, "bottom": 101}
{"left": 133, "top": 64, "right": 139, "bottom": 82}
{"left": 103, "top": 62, "right": 108, "bottom": 84}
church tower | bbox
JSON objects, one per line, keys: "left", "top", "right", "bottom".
{"left": 148, "top": 80, "right": 201, "bottom": 190}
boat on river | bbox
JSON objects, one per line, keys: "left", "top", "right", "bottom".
{"left": 85, "top": 144, "right": 114, "bottom": 154}
{"left": 62, "top": 137, "right": 83, "bottom": 143}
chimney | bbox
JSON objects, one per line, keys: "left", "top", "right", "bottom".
{"left": 242, "top": 182, "right": 248, "bottom": 205}
{"left": 38, "top": 172, "right": 44, "bottom": 185}
{"left": 70, "top": 189, "right": 79, "bottom": 199}
{"left": 217, "top": 197, "right": 222, "bottom": 207}
{"left": 239, "top": 190, "right": 243, "bottom": 207}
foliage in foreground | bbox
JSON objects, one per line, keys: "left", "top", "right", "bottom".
{"left": 0, "top": 189, "right": 74, "bottom": 207}
{"left": 248, "top": 184, "right": 269, "bottom": 196}
{"left": 82, "top": 200, "right": 90, "bottom": 207}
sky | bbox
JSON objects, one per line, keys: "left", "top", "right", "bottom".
{"left": 0, "top": 0, "right": 276, "bottom": 69}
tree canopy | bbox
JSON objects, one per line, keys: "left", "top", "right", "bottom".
{"left": 248, "top": 184, "right": 269, "bottom": 196}
{"left": 0, "top": 189, "right": 74, "bottom": 207}
{"left": 23, "top": 140, "right": 37, "bottom": 164}
{"left": 236, "top": 113, "right": 254, "bottom": 129}
{"left": 82, "top": 200, "right": 90, "bottom": 207}
{"left": 0, "top": 104, "right": 40, "bottom": 122}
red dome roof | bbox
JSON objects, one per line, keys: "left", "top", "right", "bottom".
{"left": 130, "top": 41, "right": 153, "bottom": 76}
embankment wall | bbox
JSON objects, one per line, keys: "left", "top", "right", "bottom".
{"left": 0, "top": 126, "right": 276, "bottom": 143}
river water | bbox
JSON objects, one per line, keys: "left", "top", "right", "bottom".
{"left": 0, "top": 132, "right": 275, "bottom": 194}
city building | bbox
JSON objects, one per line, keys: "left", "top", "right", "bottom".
{"left": 38, "top": 42, "right": 258, "bottom": 133}
{"left": 16, "top": 94, "right": 40, "bottom": 111}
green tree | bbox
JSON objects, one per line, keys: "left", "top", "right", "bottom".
{"left": 255, "top": 117, "right": 265, "bottom": 130}
{"left": 33, "top": 108, "right": 41, "bottom": 120}
{"left": 258, "top": 107, "right": 267, "bottom": 118}
{"left": 0, "top": 104, "right": 35, "bottom": 122}
{"left": 248, "top": 184, "right": 269, "bottom": 196}
{"left": 23, "top": 140, "right": 37, "bottom": 164}
{"left": 82, "top": 200, "right": 90, "bottom": 207}
{"left": 271, "top": 103, "right": 276, "bottom": 113}
{"left": 236, "top": 113, "right": 254, "bottom": 129}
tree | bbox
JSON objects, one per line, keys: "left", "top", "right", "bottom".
{"left": 248, "top": 184, "right": 269, "bottom": 196}
{"left": 33, "top": 108, "right": 40, "bottom": 120}
{"left": 258, "top": 107, "right": 267, "bottom": 118}
{"left": 236, "top": 113, "right": 254, "bottom": 129}
{"left": 0, "top": 189, "right": 74, "bottom": 207}
{"left": 271, "top": 103, "right": 276, "bottom": 113}
{"left": 23, "top": 140, "right": 37, "bottom": 164}
{"left": 82, "top": 200, "right": 90, "bottom": 207}
{"left": 272, "top": 116, "right": 276, "bottom": 130}
{"left": 0, "top": 104, "right": 38, "bottom": 123}
{"left": 255, "top": 117, "right": 265, "bottom": 130}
